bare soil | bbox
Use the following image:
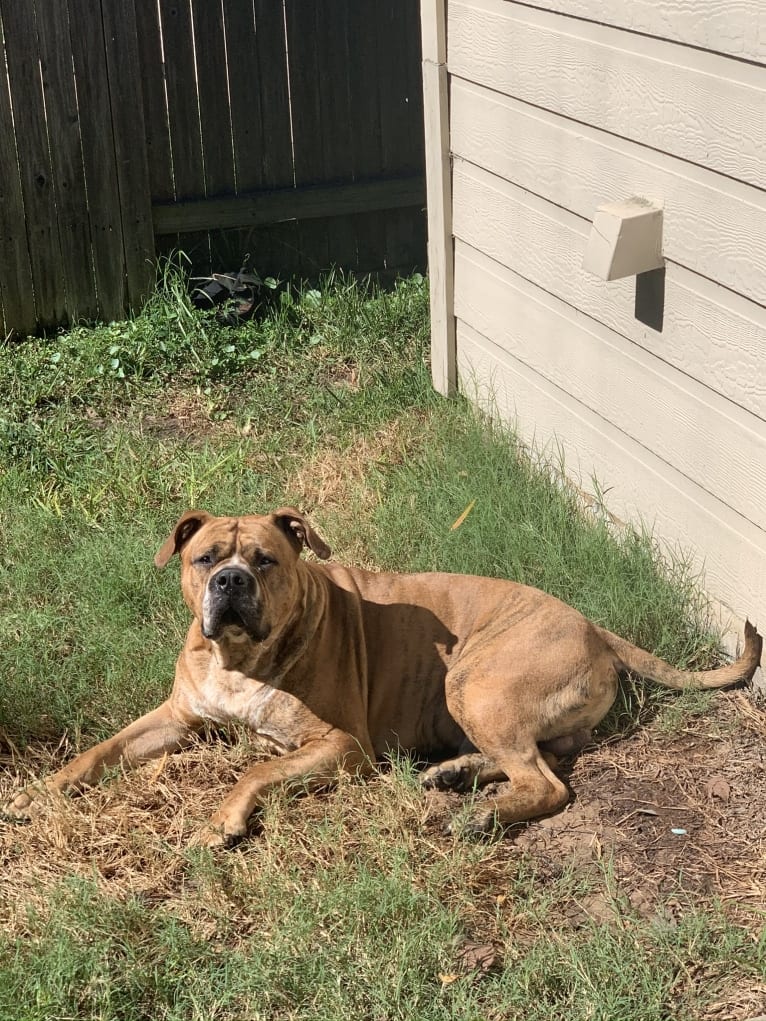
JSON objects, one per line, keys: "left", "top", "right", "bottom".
{"left": 517, "top": 690, "right": 765, "bottom": 919}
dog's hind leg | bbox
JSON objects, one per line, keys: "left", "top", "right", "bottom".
{"left": 451, "top": 744, "right": 570, "bottom": 836}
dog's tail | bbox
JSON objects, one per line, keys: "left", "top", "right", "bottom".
{"left": 595, "top": 620, "right": 762, "bottom": 690}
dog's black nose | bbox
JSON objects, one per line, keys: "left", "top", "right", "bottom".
{"left": 213, "top": 567, "right": 251, "bottom": 593}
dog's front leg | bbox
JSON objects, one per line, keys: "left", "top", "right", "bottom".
{"left": 5, "top": 699, "right": 200, "bottom": 819}
{"left": 192, "top": 731, "right": 372, "bottom": 848}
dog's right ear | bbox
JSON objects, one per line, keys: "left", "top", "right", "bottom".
{"left": 154, "top": 511, "right": 213, "bottom": 568}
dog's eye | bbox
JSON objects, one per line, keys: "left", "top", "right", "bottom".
{"left": 257, "top": 555, "right": 276, "bottom": 570}
{"left": 195, "top": 553, "right": 215, "bottom": 567}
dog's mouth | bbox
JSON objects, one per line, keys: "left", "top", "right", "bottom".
{"left": 216, "top": 606, "right": 247, "bottom": 632}
{"left": 202, "top": 601, "right": 269, "bottom": 643}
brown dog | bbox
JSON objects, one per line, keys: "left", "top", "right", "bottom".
{"left": 7, "top": 508, "right": 762, "bottom": 845}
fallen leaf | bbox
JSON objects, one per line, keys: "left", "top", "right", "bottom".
{"left": 450, "top": 499, "right": 476, "bottom": 531}
{"left": 439, "top": 973, "right": 459, "bottom": 986}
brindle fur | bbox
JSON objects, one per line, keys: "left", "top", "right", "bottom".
{"left": 7, "top": 509, "right": 762, "bottom": 845}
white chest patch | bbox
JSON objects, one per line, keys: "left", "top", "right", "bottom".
{"left": 188, "top": 663, "right": 279, "bottom": 731}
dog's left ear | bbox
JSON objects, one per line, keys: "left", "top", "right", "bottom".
{"left": 272, "top": 507, "right": 332, "bottom": 560}
{"left": 154, "top": 510, "right": 213, "bottom": 568}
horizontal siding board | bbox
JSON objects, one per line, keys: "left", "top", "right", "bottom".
{"left": 453, "top": 239, "right": 766, "bottom": 532}
{"left": 516, "top": 0, "right": 766, "bottom": 64}
{"left": 450, "top": 79, "right": 766, "bottom": 306}
{"left": 456, "top": 321, "right": 766, "bottom": 626}
{"left": 448, "top": 0, "right": 766, "bottom": 187}
{"left": 452, "top": 162, "right": 766, "bottom": 421}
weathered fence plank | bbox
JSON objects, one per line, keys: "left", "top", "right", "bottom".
{"left": 36, "top": 0, "right": 98, "bottom": 323}
{"left": 286, "top": 0, "right": 341, "bottom": 275}
{"left": 254, "top": 2, "right": 294, "bottom": 188}
{"left": 69, "top": 0, "right": 128, "bottom": 321}
{"left": 154, "top": 0, "right": 209, "bottom": 268}
{"left": 345, "top": 0, "right": 385, "bottom": 275}
{"left": 316, "top": 0, "right": 360, "bottom": 274}
{"left": 0, "top": 14, "right": 35, "bottom": 338}
{"left": 381, "top": 2, "right": 425, "bottom": 271}
{"left": 193, "top": 1, "right": 235, "bottom": 199}
{"left": 101, "top": 0, "right": 155, "bottom": 310}
{"left": 158, "top": 0, "right": 204, "bottom": 200}
{"left": 135, "top": 0, "right": 174, "bottom": 202}
{"left": 1, "top": 0, "right": 67, "bottom": 329}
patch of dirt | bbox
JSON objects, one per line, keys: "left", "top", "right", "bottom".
{"left": 83, "top": 392, "right": 239, "bottom": 443}
{"left": 421, "top": 691, "right": 766, "bottom": 1018}
{"left": 520, "top": 691, "right": 765, "bottom": 920}
{"left": 316, "top": 357, "right": 360, "bottom": 391}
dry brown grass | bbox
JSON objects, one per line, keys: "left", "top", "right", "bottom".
{"left": 0, "top": 733, "right": 446, "bottom": 941}
{"left": 288, "top": 414, "right": 428, "bottom": 566}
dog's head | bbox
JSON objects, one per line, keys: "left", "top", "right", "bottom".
{"left": 154, "top": 508, "right": 331, "bottom": 644}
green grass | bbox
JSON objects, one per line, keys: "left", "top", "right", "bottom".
{"left": 365, "top": 401, "right": 719, "bottom": 667}
{"left": 0, "top": 265, "right": 755, "bottom": 1020}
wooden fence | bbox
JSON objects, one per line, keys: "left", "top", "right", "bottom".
{"left": 0, "top": 0, "right": 426, "bottom": 339}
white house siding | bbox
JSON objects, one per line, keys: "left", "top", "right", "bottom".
{"left": 441, "top": 0, "right": 766, "bottom": 635}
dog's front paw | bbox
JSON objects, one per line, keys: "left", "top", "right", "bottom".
{"left": 189, "top": 817, "right": 247, "bottom": 850}
{"left": 2, "top": 786, "right": 49, "bottom": 822}
{"left": 421, "top": 762, "right": 472, "bottom": 793}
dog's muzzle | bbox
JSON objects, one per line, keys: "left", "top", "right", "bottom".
{"left": 202, "top": 565, "right": 266, "bottom": 641}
